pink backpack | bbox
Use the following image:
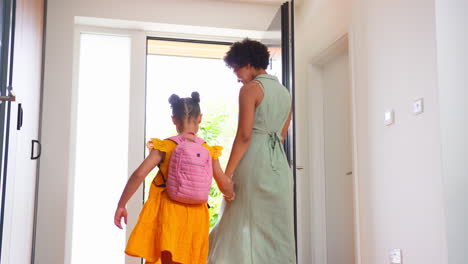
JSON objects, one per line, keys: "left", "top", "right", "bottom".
{"left": 162, "top": 133, "right": 213, "bottom": 204}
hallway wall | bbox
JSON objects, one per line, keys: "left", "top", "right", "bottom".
{"left": 351, "top": 0, "right": 447, "bottom": 263}
{"left": 295, "top": 0, "right": 449, "bottom": 263}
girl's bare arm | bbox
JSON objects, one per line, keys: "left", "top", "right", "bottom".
{"left": 115, "top": 149, "right": 163, "bottom": 228}
{"left": 212, "top": 159, "right": 234, "bottom": 199}
{"left": 117, "top": 149, "right": 163, "bottom": 207}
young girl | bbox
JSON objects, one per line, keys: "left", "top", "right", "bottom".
{"left": 114, "top": 92, "right": 235, "bottom": 264}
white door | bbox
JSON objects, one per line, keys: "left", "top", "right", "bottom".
{"left": 1, "top": 0, "right": 44, "bottom": 263}
{"left": 322, "top": 49, "right": 355, "bottom": 264}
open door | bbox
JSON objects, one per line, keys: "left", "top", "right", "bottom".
{"left": 0, "top": 0, "right": 16, "bottom": 261}
{"left": 262, "top": 1, "right": 297, "bottom": 258}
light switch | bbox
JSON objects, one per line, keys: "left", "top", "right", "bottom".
{"left": 384, "top": 110, "right": 395, "bottom": 126}
{"left": 413, "top": 98, "right": 424, "bottom": 115}
{"left": 389, "top": 248, "right": 402, "bottom": 264}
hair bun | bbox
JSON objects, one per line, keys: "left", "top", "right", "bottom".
{"left": 191, "top": 91, "right": 200, "bottom": 103}
{"left": 168, "top": 94, "right": 180, "bottom": 105}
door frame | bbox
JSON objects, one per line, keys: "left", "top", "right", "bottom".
{"left": 307, "top": 33, "right": 362, "bottom": 264}
{"left": 69, "top": 21, "right": 298, "bottom": 264}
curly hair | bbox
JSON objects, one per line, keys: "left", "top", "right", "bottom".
{"left": 224, "top": 38, "right": 270, "bottom": 70}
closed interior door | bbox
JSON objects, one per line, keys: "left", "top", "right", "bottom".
{"left": 322, "top": 49, "right": 355, "bottom": 264}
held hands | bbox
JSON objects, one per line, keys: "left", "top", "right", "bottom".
{"left": 222, "top": 176, "right": 236, "bottom": 202}
{"left": 114, "top": 206, "right": 128, "bottom": 229}
{"left": 224, "top": 192, "right": 236, "bottom": 202}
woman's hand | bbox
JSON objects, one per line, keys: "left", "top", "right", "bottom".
{"left": 222, "top": 177, "right": 235, "bottom": 202}
{"left": 224, "top": 189, "right": 236, "bottom": 202}
{"left": 114, "top": 206, "right": 127, "bottom": 229}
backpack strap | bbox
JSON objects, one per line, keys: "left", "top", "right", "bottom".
{"left": 167, "top": 132, "right": 205, "bottom": 145}
{"left": 152, "top": 165, "right": 167, "bottom": 188}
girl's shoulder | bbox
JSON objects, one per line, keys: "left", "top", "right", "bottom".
{"left": 202, "top": 143, "right": 223, "bottom": 160}
{"left": 147, "top": 138, "right": 177, "bottom": 153}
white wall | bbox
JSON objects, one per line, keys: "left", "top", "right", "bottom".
{"left": 353, "top": 0, "right": 447, "bottom": 264}
{"left": 351, "top": 0, "right": 448, "bottom": 263}
{"left": 38, "top": 1, "right": 278, "bottom": 264}
{"left": 435, "top": 1, "right": 468, "bottom": 263}
{"left": 296, "top": 0, "right": 450, "bottom": 263}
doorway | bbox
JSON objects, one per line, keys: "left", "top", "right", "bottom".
{"left": 309, "top": 35, "right": 356, "bottom": 264}
{"left": 69, "top": 11, "right": 294, "bottom": 263}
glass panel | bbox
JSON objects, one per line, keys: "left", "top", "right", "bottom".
{"left": 72, "top": 33, "right": 131, "bottom": 264}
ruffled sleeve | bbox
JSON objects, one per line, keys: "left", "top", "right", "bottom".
{"left": 147, "top": 138, "right": 171, "bottom": 153}
{"left": 205, "top": 145, "right": 223, "bottom": 160}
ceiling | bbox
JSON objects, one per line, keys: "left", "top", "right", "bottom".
{"left": 211, "top": 0, "right": 306, "bottom": 7}
{"left": 214, "top": 0, "right": 285, "bottom": 5}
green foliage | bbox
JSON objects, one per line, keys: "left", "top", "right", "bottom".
{"left": 198, "top": 108, "right": 229, "bottom": 146}
{"left": 208, "top": 183, "right": 223, "bottom": 227}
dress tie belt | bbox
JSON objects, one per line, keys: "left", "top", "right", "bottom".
{"left": 253, "top": 128, "right": 284, "bottom": 171}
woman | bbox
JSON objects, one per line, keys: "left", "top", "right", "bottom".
{"left": 208, "top": 38, "right": 296, "bottom": 264}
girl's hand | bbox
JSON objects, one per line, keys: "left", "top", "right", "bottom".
{"left": 213, "top": 159, "right": 236, "bottom": 200}
{"left": 114, "top": 207, "right": 127, "bottom": 229}
{"left": 114, "top": 148, "right": 163, "bottom": 229}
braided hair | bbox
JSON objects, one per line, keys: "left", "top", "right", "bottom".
{"left": 168, "top": 92, "right": 201, "bottom": 127}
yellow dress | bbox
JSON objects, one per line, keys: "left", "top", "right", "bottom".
{"left": 125, "top": 138, "right": 222, "bottom": 264}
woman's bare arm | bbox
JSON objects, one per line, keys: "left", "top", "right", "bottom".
{"left": 281, "top": 108, "right": 293, "bottom": 143}
{"left": 224, "top": 81, "right": 263, "bottom": 177}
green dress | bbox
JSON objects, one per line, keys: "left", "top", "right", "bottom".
{"left": 208, "top": 74, "right": 296, "bottom": 264}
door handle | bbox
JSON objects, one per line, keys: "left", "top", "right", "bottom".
{"left": 31, "top": 140, "right": 41, "bottom": 160}
{"left": 17, "top": 103, "right": 23, "bottom": 130}
{"left": 0, "top": 86, "right": 16, "bottom": 102}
